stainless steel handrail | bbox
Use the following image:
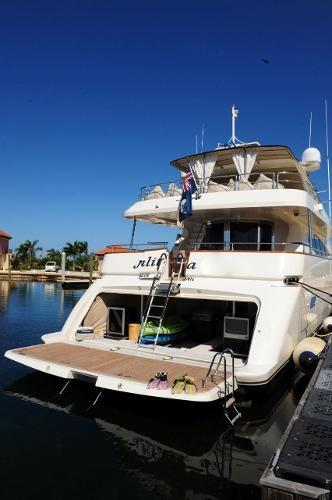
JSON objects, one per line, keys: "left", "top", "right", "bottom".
{"left": 105, "top": 242, "right": 169, "bottom": 251}
{"left": 139, "top": 170, "right": 314, "bottom": 200}
{"left": 189, "top": 240, "right": 330, "bottom": 257}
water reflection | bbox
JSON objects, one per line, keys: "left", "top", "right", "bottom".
{"left": 0, "top": 282, "right": 309, "bottom": 500}
{"left": 4, "top": 370, "right": 307, "bottom": 500}
{"left": 0, "top": 281, "right": 13, "bottom": 312}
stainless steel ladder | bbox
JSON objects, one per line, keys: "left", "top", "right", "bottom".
{"left": 137, "top": 253, "right": 185, "bottom": 349}
{"left": 203, "top": 349, "right": 241, "bottom": 425}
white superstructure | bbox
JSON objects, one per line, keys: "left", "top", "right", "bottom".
{"left": 5, "top": 122, "right": 332, "bottom": 408}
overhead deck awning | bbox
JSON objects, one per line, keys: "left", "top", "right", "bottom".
{"left": 170, "top": 145, "right": 299, "bottom": 179}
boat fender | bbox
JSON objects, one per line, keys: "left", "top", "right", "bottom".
{"left": 292, "top": 336, "right": 326, "bottom": 373}
{"left": 322, "top": 316, "right": 332, "bottom": 333}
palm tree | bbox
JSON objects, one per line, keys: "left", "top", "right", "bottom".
{"left": 15, "top": 240, "right": 42, "bottom": 269}
{"left": 63, "top": 242, "right": 76, "bottom": 270}
{"left": 63, "top": 240, "right": 88, "bottom": 270}
{"left": 46, "top": 248, "right": 62, "bottom": 265}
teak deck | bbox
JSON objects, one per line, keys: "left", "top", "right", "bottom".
{"left": 14, "top": 342, "right": 227, "bottom": 392}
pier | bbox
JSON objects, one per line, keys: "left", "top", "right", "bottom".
{"left": 0, "top": 269, "right": 99, "bottom": 285}
{"left": 260, "top": 342, "right": 332, "bottom": 499}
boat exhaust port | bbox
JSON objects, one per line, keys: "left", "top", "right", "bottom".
{"left": 72, "top": 372, "right": 98, "bottom": 384}
{"left": 283, "top": 275, "right": 301, "bottom": 285}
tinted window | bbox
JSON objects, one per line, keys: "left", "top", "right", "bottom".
{"left": 260, "top": 224, "right": 272, "bottom": 251}
{"left": 201, "top": 223, "right": 224, "bottom": 250}
{"left": 231, "top": 223, "right": 258, "bottom": 250}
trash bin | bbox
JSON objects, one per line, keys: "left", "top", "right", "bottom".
{"left": 128, "top": 323, "right": 141, "bottom": 342}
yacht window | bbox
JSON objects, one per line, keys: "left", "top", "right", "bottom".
{"left": 201, "top": 223, "right": 224, "bottom": 250}
{"left": 260, "top": 224, "right": 272, "bottom": 251}
{"left": 199, "top": 221, "right": 273, "bottom": 251}
{"left": 230, "top": 223, "right": 258, "bottom": 251}
{"left": 312, "top": 235, "right": 327, "bottom": 255}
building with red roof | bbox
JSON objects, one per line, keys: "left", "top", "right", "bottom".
{"left": 95, "top": 244, "right": 128, "bottom": 272}
{"left": 0, "top": 229, "right": 12, "bottom": 270}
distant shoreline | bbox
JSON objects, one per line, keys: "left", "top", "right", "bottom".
{"left": 0, "top": 270, "right": 99, "bottom": 282}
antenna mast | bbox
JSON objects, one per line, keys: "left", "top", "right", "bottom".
{"left": 231, "top": 105, "right": 238, "bottom": 144}
{"left": 308, "top": 112, "right": 312, "bottom": 148}
{"left": 227, "top": 105, "right": 246, "bottom": 146}
{"left": 325, "top": 99, "right": 331, "bottom": 219}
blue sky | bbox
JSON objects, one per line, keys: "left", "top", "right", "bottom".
{"left": 1, "top": 0, "right": 332, "bottom": 254}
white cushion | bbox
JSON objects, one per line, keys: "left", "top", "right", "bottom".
{"left": 254, "top": 173, "right": 273, "bottom": 189}
{"left": 144, "top": 185, "right": 165, "bottom": 199}
{"left": 207, "top": 180, "right": 230, "bottom": 192}
{"left": 254, "top": 173, "right": 285, "bottom": 190}
{"left": 165, "top": 183, "right": 182, "bottom": 197}
{"left": 227, "top": 178, "right": 236, "bottom": 190}
{"left": 238, "top": 178, "right": 254, "bottom": 190}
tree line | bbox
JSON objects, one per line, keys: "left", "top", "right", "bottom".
{"left": 12, "top": 240, "right": 93, "bottom": 271}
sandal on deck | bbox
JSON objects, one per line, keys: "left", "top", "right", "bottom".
{"left": 157, "top": 372, "right": 168, "bottom": 390}
{"left": 147, "top": 373, "right": 160, "bottom": 389}
{"left": 184, "top": 376, "right": 197, "bottom": 394}
{"left": 171, "top": 375, "right": 186, "bottom": 394}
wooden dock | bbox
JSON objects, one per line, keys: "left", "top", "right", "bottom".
{"left": 61, "top": 279, "right": 91, "bottom": 289}
{"left": 260, "top": 342, "right": 332, "bottom": 500}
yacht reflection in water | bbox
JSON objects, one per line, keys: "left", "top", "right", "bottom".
{"left": 5, "top": 371, "right": 304, "bottom": 499}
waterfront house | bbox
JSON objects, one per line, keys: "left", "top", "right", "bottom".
{"left": 0, "top": 230, "right": 12, "bottom": 270}
{"left": 95, "top": 244, "right": 128, "bottom": 273}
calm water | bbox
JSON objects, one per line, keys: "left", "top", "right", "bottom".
{"left": 0, "top": 281, "right": 308, "bottom": 500}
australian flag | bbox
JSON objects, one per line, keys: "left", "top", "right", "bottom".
{"left": 179, "top": 171, "right": 197, "bottom": 222}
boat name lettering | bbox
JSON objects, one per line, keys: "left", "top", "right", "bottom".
{"left": 133, "top": 256, "right": 162, "bottom": 269}
{"left": 187, "top": 262, "right": 197, "bottom": 269}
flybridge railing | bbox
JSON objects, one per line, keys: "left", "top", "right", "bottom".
{"left": 105, "top": 242, "right": 169, "bottom": 252}
{"left": 139, "top": 171, "right": 319, "bottom": 201}
{"left": 188, "top": 241, "right": 331, "bottom": 258}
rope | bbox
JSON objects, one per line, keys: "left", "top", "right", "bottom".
{"left": 298, "top": 281, "right": 332, "bottom": 297}
{"left": 297, "top": 281, "right": 332, "bottom": 338}
{"left": 298, "top": 281, "right": 332, "bottom": 306}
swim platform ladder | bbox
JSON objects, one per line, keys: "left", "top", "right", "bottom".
{"left": 203, "top": 349, "right": 241, "bottom": 425}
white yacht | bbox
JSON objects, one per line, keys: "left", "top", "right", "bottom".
{"left": 5, "top": 110, "right": 332, "bottom": 417}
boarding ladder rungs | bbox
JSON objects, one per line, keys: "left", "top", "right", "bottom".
{"left": 203, "top": 349, "right": 241, "bottom": 426}
{"left": 137, "top": 254, "right": 186, "bottom": 350}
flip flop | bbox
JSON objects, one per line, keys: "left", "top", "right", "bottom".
{"left": 147, "top": 373, "right": 160, "bottom": 389}
{"left": 171, "top": 375, "right": 186, "bottom": 394}
{"left": 157, "top": 372, "right": 168, "bottom": 390}
{"left": 184, "top": 376, "right": 197, "bottom": 394}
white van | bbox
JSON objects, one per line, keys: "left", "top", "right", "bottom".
{"left": 44, "top": 261, "right": 59, "bottom": 272}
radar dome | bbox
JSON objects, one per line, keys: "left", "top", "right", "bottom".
{"left": 301, "top": 147, "right": 321, "bottom": 172}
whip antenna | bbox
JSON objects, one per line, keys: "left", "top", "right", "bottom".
{"left": 325, "top": 99, "right": 331, "bottom": 219}
{"left": 308, "top": 111, "right": 312, "bottom": 148}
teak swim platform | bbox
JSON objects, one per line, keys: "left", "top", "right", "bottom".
{"left": 11, "top": 342, "right": 230, "bottom": 397}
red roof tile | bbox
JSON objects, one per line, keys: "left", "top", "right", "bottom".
{"left": 0, "top": 230, "right": 12, "bottom": 239}
{"left": 95, "top": 245, "right": 128, "bottom": 256}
